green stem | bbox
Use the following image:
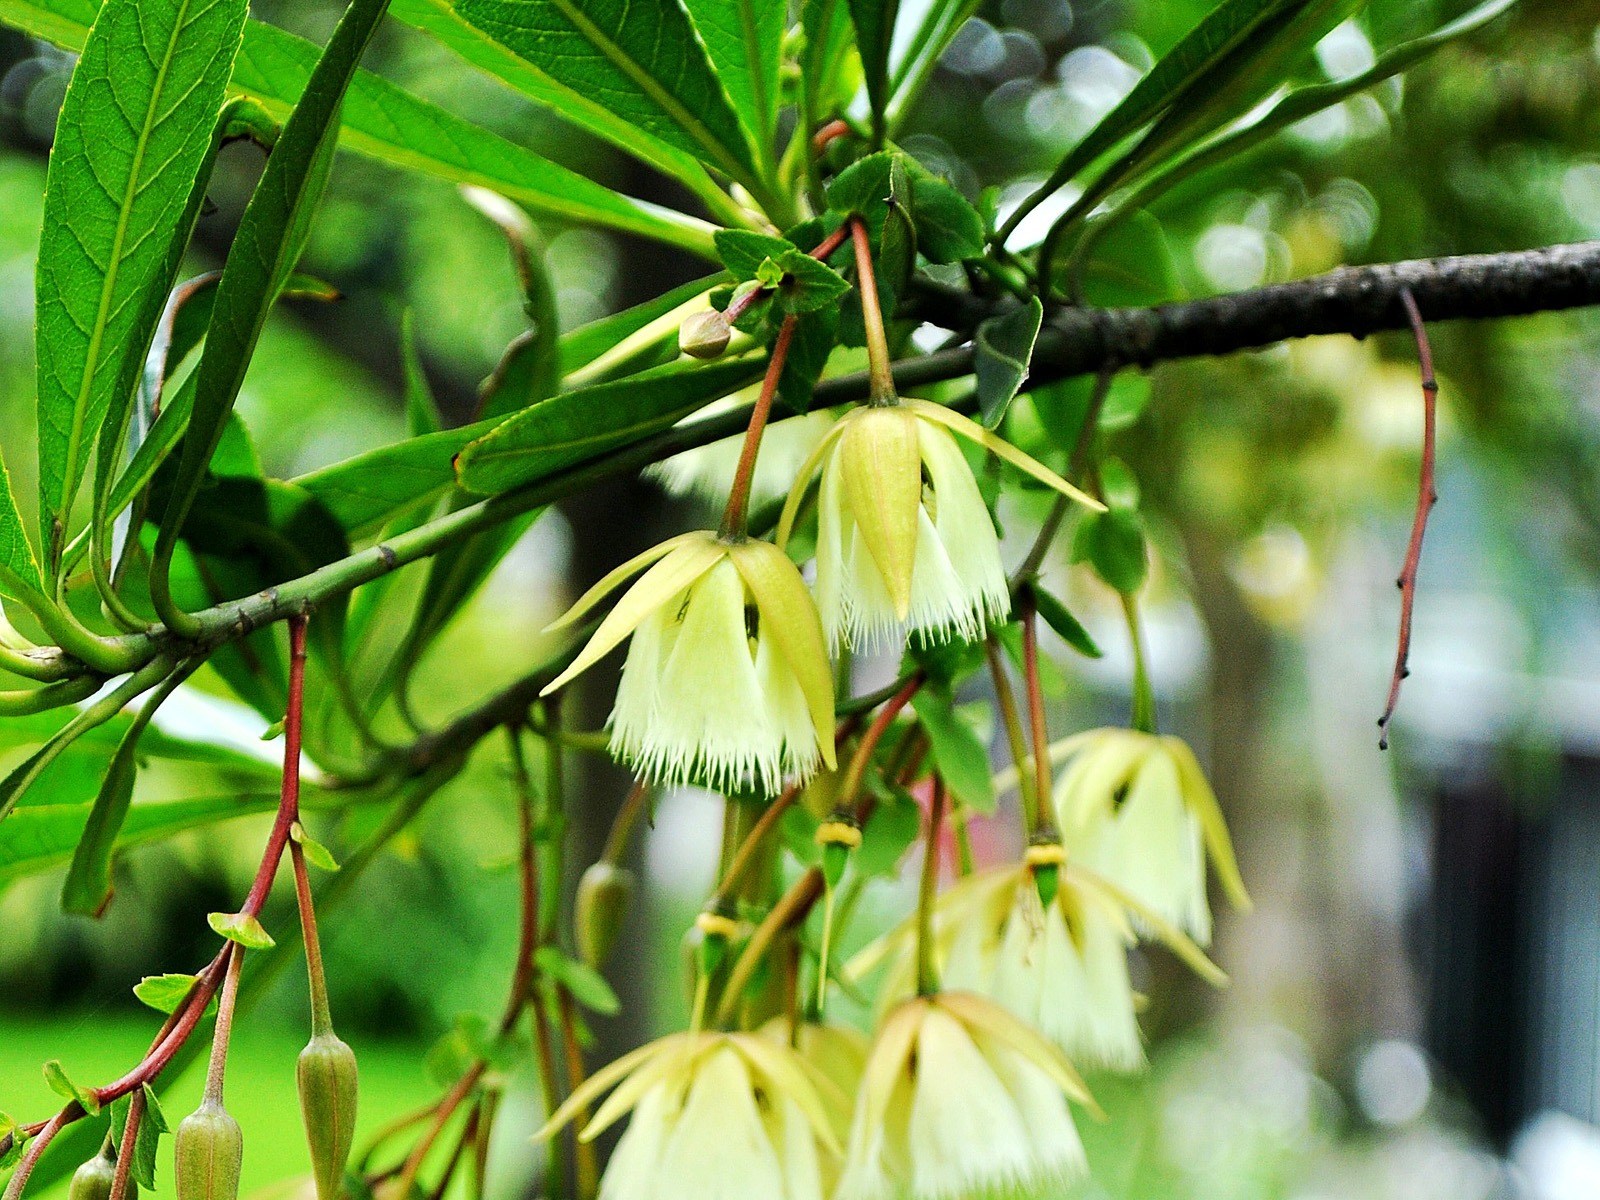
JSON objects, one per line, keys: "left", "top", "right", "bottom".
{"left": 985, "top": 639, "right": 1035, "bottom": 823}
{"left": 1122, "top": 593, "right": 1157, "bottom": 734}
{"left": 850, "top": 216, "right": 898, "bottom": 404}
{"left": 600, "top": 778, "right": 651, "bottom": 865}
{"left": 1018, "top": 589, "right": 1057, "bottom": 836}
{"left": 916, "top": 779, "right": 948, "bottom": 996}
{"left": 203, "top": 943, "right": 244, "bottom": 1105}
{"left": 1012, "top": 364, "right": 1115, "bottom": 586}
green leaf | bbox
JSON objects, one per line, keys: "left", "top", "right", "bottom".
{"left": 156, "top": 0, "right": 388, "bottom": 583}
{"left": 559, "top": 274, "right": 723, "bottom": 378}
{"left": 682, "top": 0, "right": 784, "bottom": 163}
{"left": 827, "top": 150, "right": 897, "bottom": 225}
{"left": 110, "top": 1085, "right": 167, "bottom": 1189}
{"left": 800, "top": 0, "right": 855, "bottom": 135}
{"left": 208, "top": 910, "right": 275, "bottom": 949}
{"left": 914, "top": 686, "right": 996, "bottom": 814}
{"left": 847, "top": 0, "right": 899, "bottom": 134}
{"left": 0, "top": 1, "right": 720, "bottom": 250}
{"left": 295, "top": 422, "right": 493, "bottom": 536}
{"left": 58, "top": 710, "right": 142, "bottom": 916}
{"left": 910, "top": 175, "right": 984, "bottom": 264}
{"left": 716, "top": 230, "right": 797, "bottom": 281}
{"left": 291, "top": 820, "right": 340, "bottom": 871}
{"left": 456, "top": 357, "right": 766, "bottom": 496}
{"left": 777, "top": 306, "right": 840, "bottom": 414}
{"left": 855, "top": 791, "right": 921, "bottom": 877}
{"left": 886, "top": 0, "right": 980, "bottom": 129}
{"left": 974, "top": 298, "right": 1043, "bottom": 429}
{"left": 400, "top": 312, "right": 442, "bottom": 438}
{"left": 32, "top": 0, "right": 249, "bottom": 574}
{"left": 133, "top": 973, "right": 216, "bottom": 1016}
{"left": 535, "top": 945, "right": 621, "bottom": 1016}
{"left": 44, "top": 1059, "right": 101, "bottom": 1114}
{"left": 463, "top": 186, "right": 561, "bottom": 405}
{"left": 1073, "top": 508, "right": 1148, "bottom": 595}
{"left": 451, "top": 0, "right": 760, "bottom": 188}
{"left": 1075, "top": 210, "right": 1179, "bottom": 307}
{"left": 1032, "top": 588, "right": 1102, "bottom": 659}
{"left": 775, "top": 251, "right": 851, "bottom": 314}
{"left": 0, "top": 451, "right": 43, "bottom": 601}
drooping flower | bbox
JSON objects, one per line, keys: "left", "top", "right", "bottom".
{"left": 541, "top": 532, "right": 835, "bottom": 794}
{"left": 777, "top": 399, "right": 1102, "bottom": 650}
{"left": 835, "top": 991, "right": 1092, "bottom": 1200}
{"left": 761, "top": 1018, "right": 871, "bottom": 1195}
{"left": 1043, "top": 729, "right": 1252, "bottom": 943}
{"left": 848, "top": 857, "right": 1223, "bottom": 1072}
{"left": 537, "top": 1031, "right": 849, "bottom": 1200}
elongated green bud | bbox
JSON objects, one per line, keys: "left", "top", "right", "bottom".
{"left": 174, "top": 1101, "right": 242, "bottom": 1200}
{"left": 297, "top": 1032, "right": 358, "bottom": 1200}
{"left": 575, "top": 862, "right": 635, "bottom": 968}
{"left": 68, "top": 1148, "right": 119, "bottom": 1200}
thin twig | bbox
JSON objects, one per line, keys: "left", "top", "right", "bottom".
{"left": 1378, "top": 286, "right": 1440, "bottom": 750}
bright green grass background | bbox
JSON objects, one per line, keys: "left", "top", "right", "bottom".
{"left": 1, "top": 1012, "right": 442, "bottom": 1196}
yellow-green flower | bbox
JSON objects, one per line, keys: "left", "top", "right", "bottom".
{"left": 849, "top": 861, "right": 1222, "bottom": 1072}
{"left": 1034, "top": 729, "right": 1252, "bottom": 943}
{"left": 777, "top": 400, "right": 1101, "bottom": 650}
{"left": 542, "top": 532, "right": 835, "bottom": 794}
{"left": 537, "top": 1031, "right": 848, "bottom": 1200}
{"left": 836, "top": 992, "right": 1092, "bottom": 1200}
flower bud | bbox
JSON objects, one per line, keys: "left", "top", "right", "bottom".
{"left": 174, "top": 1100, "right": 243, "bottom": 1200}
{"left": 678, "top": 309, "right": 730, "bottom": 359}
{"left": 297, "top": 1032, "right": 359, "bottom": 1200}
{"left": 68, "top": 1148, "right": 121, "bottom": 1200}
{"left": 575, "top": 861, "right": 635, "bottom": 968}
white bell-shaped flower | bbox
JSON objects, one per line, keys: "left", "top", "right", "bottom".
{"left": 836, "top": 992, "right": 1091, "bottom": 1200}
{"left": 778, "top": 399, "right": 1101, "bottom": 650}
{"left": 542, "top": 532, "right": 836, "bottom": 793}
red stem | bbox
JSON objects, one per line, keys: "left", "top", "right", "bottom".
{"left": 839, "top": 673, "right": 924, "bottom": 804}
{"left": 108, "top": 1089, "right": 144, "bottom": 1200}
{"left": 720, "top": 315, "right": 799, "bottom": 538}
{"left": 1378, "top": 288, "right": 1439, "bottom": 750}
{"left": 1019, "top": 592, "right": 1055, "bottom": 835}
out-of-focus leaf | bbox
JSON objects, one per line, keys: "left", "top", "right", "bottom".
{"left": 914, "top": 685, "right": 995, "bottom": 814}
{"left": 456, "top": 358, "right": 766, "bottom": 496}
{"left": 559, "top": 275, "right": 723, "bottom": 378}
{"left": 59, "top": 684, "right": 160, "bottom": 915}
{"left": 535, "top": 946, "right": 621, "bottom": 1016}
{"left": 800, "top": 0, "right": 856, "bottom": 136}
{"left": 886, "top": 0, "right": 980, "bottom": 129}
{"left": 401, "top": 312, "right": 442, "bottom": 438}
{"left": 855, "top": 792, "right": 921, "bottom": 877}
{"left": 1075, "top": 210, "right": 1179, "bottom": 307}
{"left": 1032, "top": 588, "right": 1102, "bottom": 659}
{"left": 450, "top": 0, "right": 759, "bottom": 187}
{"left": 682, "top": 0, "right": 783, "bottom": 162}
{"left": 974, "top": 298, "right": 1043, "bottom": 429}
{"left": 31, "top": 0, "right": 249, "bottom": 574}
{"left": 1073, "top": 507, "right": 1148, "bottom": 595}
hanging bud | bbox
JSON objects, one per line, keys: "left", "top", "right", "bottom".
{"left": 297, "top": 1032, "right": 359, "bottom": 1200}
{"left": 174, "top": 1100, "right": 243, "bottom": 1200}
{"left": 68, "top": 1147, "right": 120, "bottom": 1200}
{"left": 679, "top": 309, "right": 731, "bottom": 359}
{"left": 575, "top": 861, "right": 636, "bottom": 968}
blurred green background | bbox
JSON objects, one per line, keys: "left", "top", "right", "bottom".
{"left": 8, "top": 0, "right": 1600, "bottom": 1197}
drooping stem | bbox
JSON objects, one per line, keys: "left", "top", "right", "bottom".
{"left": 839, "top": 673, "right": 924, "bottom": 805}
{"left": 1013, "top": 364, "right": 1117, "bottom": 585}
{"left": 600, "top": 778, "right": 651, "bottom": 865}
{"left": 1, "top": 1109, "right": 68, "bottom": 1200}
{"left": 394, "top": 1063, "right": 486, "bottom": 1199}
{"left": 850, "top": 216, "right": 898, "bottom": 404}
{"left": 108, "top": 1086, "right": 145, "bottom": 1200}
{"left": 240, "top": 615, "right": 309, "bottom": 917}
{"left": 556, "top": 988, "right": 599, "bottom": 1200}
{"left": 720, "top": 314, "right": 799, "bottom": 539}
{"left": 714, "top": 867, "right": 825, "bottom": 1027}
{"left": 986, "top": 639, "right": 1036, "bottom": 821}
{"left": 204, "top": 942, "right": 244, "bottom": 1105}
{"left": 528, "top": 987, "right": 564, "bottom": 1200}
{"left": 1122, "top": 593, "right": 1157, "bottom": 734}
{"left": 290, "top": 841, "right": 333, "bottom": 1037}
{"left": 916, "top": 779, "right": 949, "bottom": 996}
{"left": 1378, "top": 285, "right": 1439, "bottom": 750}
{"left": 1019, "top": 591, "right": 1056, "bottom": 836}
{"left": 709, "top": 784, "right": 802, "bottom": 912}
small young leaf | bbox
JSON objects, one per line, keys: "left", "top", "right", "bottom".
{"left": 291, "top": 821, "right": 340, "bottom": 871}
{"left": 534, "top": 946, "right": 621, "bottom": 1016}
{"left": 716, "top": 230, "right": 796, "bottom": 280}
{"left": 1032, "top": 589, "right": 1103, "bottom": 659}
{"left": 1073, "top": 508, "right": 1149, "bottom": 595}
{"left": 911, "top": 176, "right": 985, "bottom": 263}
{"left": 43, "top": 1059, "right": 100, "bottom": 1115}
{"left": 974, "top": 298, "right": 1044, "bottom": 429}
{"left": 133, "top": 974, "right": 216, "bottom": 1017}
{"left": 208, "top": 911, "right": 276, "bottom": 950}
{"left": 143, "top": 1085, "right": 170, "bottom": 1133}
{"left": 915, "top": 687, "right": 997, "bottom": 814}
{"left": 827, "top": 151, "right": 897, "bottom": 222}
{"left": 774, "top": 251, "right": 851, "bottom": 314}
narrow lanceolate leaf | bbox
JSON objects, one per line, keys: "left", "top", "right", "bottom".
{"left": 451, "top": 0, "right": 760, "bottom": 187}
{"left": 681, "top": 0, "right": 784, "bottom": 163}
{"left": 157, "top": 0, "right": 390, "bottom": 574}
{"left": 456, "top": 357, "right": 766, "bottom": 496}
{"left": 33, "top": 0, "right": 250, "bottom": 574}
{"left": 0, "top": 450, "right": 43, "bottom": 600}
{"left": 847, "top": 0, "right": 899, "bottom": 134}
{"left": 0, "top": 3, "right": 720, "bottom": 258}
